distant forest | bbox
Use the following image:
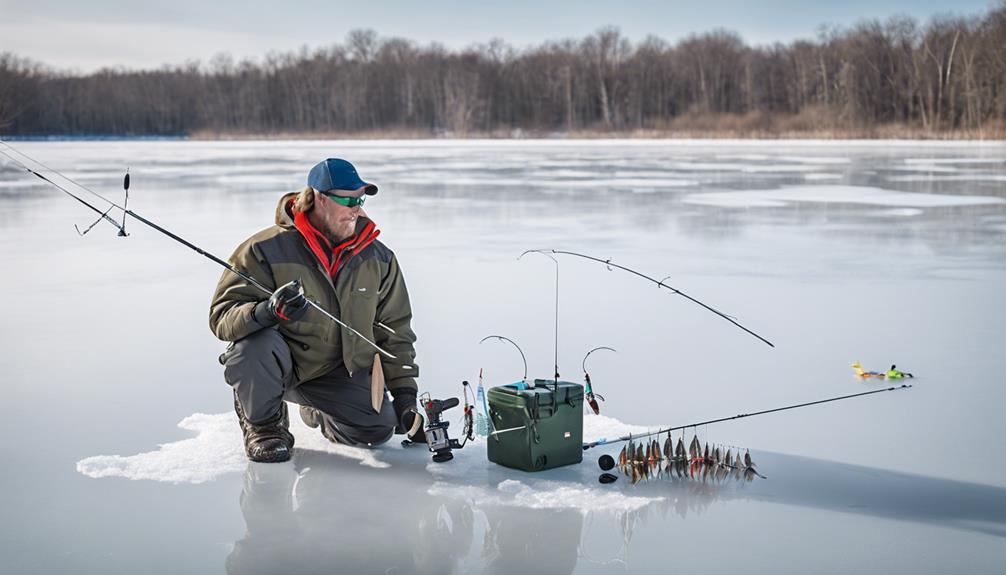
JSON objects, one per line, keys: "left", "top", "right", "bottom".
{"left": 1, "top": 3, "right": 1004, "bottom": 138}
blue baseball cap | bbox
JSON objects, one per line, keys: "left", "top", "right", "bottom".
{"left": 307, "top": 158, "right": 378, "bottom": 196}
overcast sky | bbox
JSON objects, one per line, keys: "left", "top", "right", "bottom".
{"left": 1, "top": 0, "right": 995, "bottom": 73}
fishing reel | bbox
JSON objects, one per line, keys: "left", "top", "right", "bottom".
{"left": 420, "top": 394, "right": 463, "bottom": 463}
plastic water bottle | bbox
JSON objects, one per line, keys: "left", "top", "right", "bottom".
{"left": 475, "top": 381, "right": 489, "bottom": 437}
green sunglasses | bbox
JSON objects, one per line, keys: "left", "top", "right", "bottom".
{"left": 321, "top": 192, "right": 366, "bottom": 207}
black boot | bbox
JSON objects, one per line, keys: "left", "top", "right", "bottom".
{"left": 234, "top": 393, "right": 295, "bottom": 463}
{"left": 299, "top": 405, "right": 344, "bottom": 444}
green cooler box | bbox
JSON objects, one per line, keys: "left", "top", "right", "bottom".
{"left": 486, "top": 379, "right": 584, "bottom": 472}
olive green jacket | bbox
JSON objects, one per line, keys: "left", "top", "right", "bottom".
{"left": 209, "top": 193, "right": 418, "bottom": 394}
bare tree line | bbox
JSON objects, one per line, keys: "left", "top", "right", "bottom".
{"left": 1, "top": 4, "right": 1004, "bottom": 137}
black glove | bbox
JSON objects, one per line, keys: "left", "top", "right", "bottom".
{"left": 393, "top": 391, "right": 426, "bottom": 443}
{"left": 254, "top": 280, "right": 309, "bottom": 325}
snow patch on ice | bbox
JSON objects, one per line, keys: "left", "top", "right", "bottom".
{"left": 420, "top": 414, "right": 662, "bottom": 514}
{"left": 547, "top": 178, "right": 696, "bottom": 188}
{"left": 75, "top": 409, "right": 654, "bottom": 485}
{"left": 777, "top": 156, "right": 852, "bottom": 165}
{"left": 889, "top": 165, "right": 961, "bottom": 173}
{"left": 670, "top": 162, "right": 826, "bottom": 173}
{"left": 904, "top": 158, "right": 1006, "bottom": 165}
{"left": 0, "top": 179, "right": 44, "bottom": 189}
{"left": 804, "top": 173, "right": 843, "bottom": 181}
{"left": 583, "top": 412, "right": 655, "bottom": 443}
{"left": 215, "top": 175, "right": 300, "bottom": 187}
{"left": 885, "top": 174, "right": 1006, "bottom": 183}
{"left": 428, "top": 478, "right": 657, "bottom": 514}
{"left": 392, "top": 174, "right": 698, "bottom": 189}
{"left": 715, "top": 154, "right": 851, "bottom": 165}
{"left": 76, "top": 405, "right": 390, "bottom": 484}
{"left": 878, "top": 208, "right": 924, "bottom": 217}
{"left": 682, "top": 185, "right": 1005, "bottom": 209}
{"left": 76, "top": 413, "right": 246, "bottom": 484}
{"left": 74, "top": 407, "right": 668, "bottom": 514}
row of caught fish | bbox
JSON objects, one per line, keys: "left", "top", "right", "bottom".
{"left": 617, "top": 433, "right": 763, "bottom": 475}
{"left": 620, "top": 455, "right": 764, "bottom": 484}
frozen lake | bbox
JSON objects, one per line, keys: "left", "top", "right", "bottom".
{"left": 1, "top": 139, "right": 1004, "bottom": 573}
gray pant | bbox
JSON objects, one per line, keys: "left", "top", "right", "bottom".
{"left": 220, "top": 327, "right": 396, "bottom": 446}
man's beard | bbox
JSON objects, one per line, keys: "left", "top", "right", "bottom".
{"left": 326, "top": 216, "right": 357, "bottom": 242}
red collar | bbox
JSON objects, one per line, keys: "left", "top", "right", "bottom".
{"left": 291, "top": 201, "right": 380, "bottom": 278}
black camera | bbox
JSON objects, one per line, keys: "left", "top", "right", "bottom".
{"left": 422, "top": 396, "right": 462, "bottom": 462}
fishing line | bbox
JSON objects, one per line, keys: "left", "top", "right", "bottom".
{"left": 518, "top": 250, "right": 561, "bottom": 384}
{"left": 526, "top": 249, "right": 774, "bottom": 348}
{"left": 0, "top": 145, "right": 126, "bottom": 234}
{"left": 0, "top": 141, "right": 121, "bottom": 207}
{"left": 0, "top": 140, "right": 396, "bottom": 359}
{"left": 583, "top": 384, "right": 913, "bottom": 450}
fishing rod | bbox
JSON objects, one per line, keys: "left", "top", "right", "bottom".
{"left": 0, "top": 141, "right": 396, "bottom": 359}
{"left": 526, "top": 249, "right": 774, "bottom": 348}
{"left": 582, "top": 346, "right": 614, "bottom": 415}
{"left": 583, "top": 384, "right": 912, "bottom": 450}
{"left": 77, "top": 169, "right": 130, "bottom": 236}
{"left": 518, "top": 250, "right": 561, "bottom": 383}
{"left": 0, "top": 144, "right": 128, "bottom": 236}
{"left": 479, "top": 335, "right": 528, "bottom": 382}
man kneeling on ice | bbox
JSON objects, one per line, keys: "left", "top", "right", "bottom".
{"left": 209, "top": 158, "right": 425, "bottom": 462}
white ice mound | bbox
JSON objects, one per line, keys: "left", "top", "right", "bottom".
{"left": 419, "top": 413, "right": 664, "bottom": 514}
{"left": 76, "top": 413, "right": 246, "bottom": 484}
{"left": 428, "top": 478, "right": 656, "bottom": 514}
{"left": 682, "top": 185, "right": 1005, "bottom": 209}
{"left": 76, "top": 407, "right": 390, "bottom": 484}
{"left": 76, "top": 407, "right": 666, "bottom": 513}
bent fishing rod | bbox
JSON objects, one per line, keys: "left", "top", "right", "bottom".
{"left": 526, "top": 249, "right": 774, "bottom": 348}
{"left": 582, "top": 384, "right": 912, "bottom": 450}
{"left": 0, "top": 141, "right": 396, "bottom": 359}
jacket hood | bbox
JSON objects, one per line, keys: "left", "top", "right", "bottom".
{"left": 275, "top": 192, "right": 299, "bottom": 228}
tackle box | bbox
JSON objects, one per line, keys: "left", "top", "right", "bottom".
{"left": 486, "top": 379, "right": 584, "bottom": 472}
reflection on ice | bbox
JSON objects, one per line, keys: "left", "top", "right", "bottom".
{"left": 428, "top": 479, "right": 657, "bottom": 514}
{"left": 76, "top": 407, "right": 1006, "bottom": 542}
{"left": 211, "top": 422, "right": 1005, "bottom": 574}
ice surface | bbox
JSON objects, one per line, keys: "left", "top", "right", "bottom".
{"left": 3, "top": 139, "right": 1006, "bottom": 574}
{"left": 888, "top": 165, "right": 962, "bottom": 173}
{"left": 886, "top": 173, "right": 1006, "bottom": 182}
{"left": 683, "top": 184, "right": 1005, "bottom": 208}
{"left": 0, "top": 179, "right": 41, "bottom": 189}
{"left": 904, "top": 158, "right": 1006, "bottom": 164}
